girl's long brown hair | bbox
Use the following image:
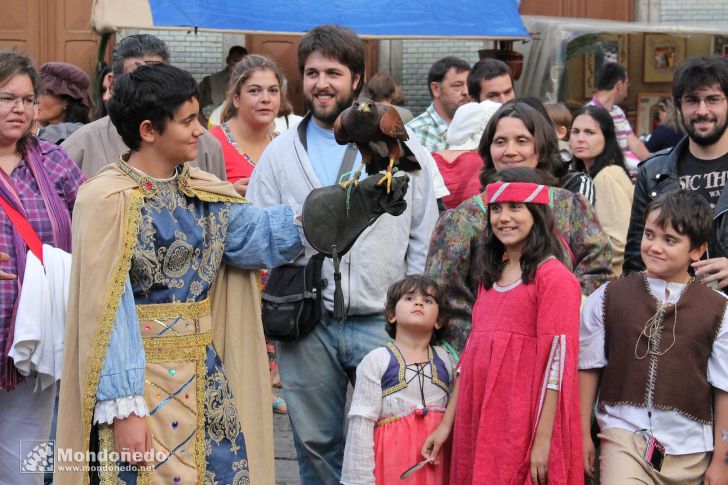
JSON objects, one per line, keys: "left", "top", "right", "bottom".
{"left": 480, "top": 167, "right": 568, "bottom": 289}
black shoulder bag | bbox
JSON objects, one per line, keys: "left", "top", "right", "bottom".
{"left": 261, "top": 252, "right": 327, "bottom": 341}
{"left": 261, "top": 144, "right": 358, "bottom": 341}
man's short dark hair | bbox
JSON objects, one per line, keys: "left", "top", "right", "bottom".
{"left": 644, "top": 190, "right": 713, "bottom": 250}
{"left": 427, "top": 56, "right": 471, "bottom": 97}
{"left": 595, "top": 62, "right": 627, "bottom": 91}
{"left": 467, "top": 59, "right": 512, "bottom": 101}
{"left": 298, "top": 25, "right": 366, "bottom": 96}
{"left": 227, "top": 45, "right": 248, "bottom": 61}
{"left": 673, "top": 56, "right": 728, "bottom": 110}
{"left": 111, "top": 34, "right": 170, "bottom": 77}
{"left": 384, "top": 275, "right": 449, "bottom": 345}
{"left": 366, "top": 72, "right": 396, "bottom": 102}
{"left": 108, "top": 64, "right": 198, "bottom": 151}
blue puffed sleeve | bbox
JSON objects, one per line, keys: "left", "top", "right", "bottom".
{"left": 96, "top": 277, "right": 146, "bottom": 400}
{"left": 223, "top": 203, "right": 303, "bottom": 269}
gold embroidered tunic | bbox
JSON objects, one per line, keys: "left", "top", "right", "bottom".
{"left": 55, "top": 161, "right": 302, "bottom": 485}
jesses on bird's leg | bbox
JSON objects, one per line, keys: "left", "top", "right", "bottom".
{"left": 340, "top": 162, "right": 366, "bottom": 189}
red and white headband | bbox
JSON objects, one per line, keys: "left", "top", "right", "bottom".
{"left": 485, "top": 182, "right": 550, "bottom": 205}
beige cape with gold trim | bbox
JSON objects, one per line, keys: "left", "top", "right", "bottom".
{"left": 54, "top": 163, "right": 274, "bottom": 484}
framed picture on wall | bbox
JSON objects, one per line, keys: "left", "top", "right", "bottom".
{"left": 713, "top": 35, "right": 728, "bottom": 58}
{"left": 636, "top": 92, "right": 670, "bottom": 137}
{"left": 584, "top": 34, "right": 628, "bottom": 95}
{"left": 643, "top": 34, "right": 686, "bottom": 83}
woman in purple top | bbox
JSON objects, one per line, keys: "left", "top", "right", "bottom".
{"left": 0, "top": 51, "right": 85, "bottom": 485}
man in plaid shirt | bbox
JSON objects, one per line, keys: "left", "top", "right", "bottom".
{"left": 407, "top": 56, "right": 471, "bottom": 152}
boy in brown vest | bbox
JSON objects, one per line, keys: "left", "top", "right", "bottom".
{"left": 579, "top": 189, "right": 728, "bottom": 484}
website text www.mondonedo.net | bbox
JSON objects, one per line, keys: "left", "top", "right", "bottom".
{"left": 20, "top": 441, "right": 165, "bottom": 474}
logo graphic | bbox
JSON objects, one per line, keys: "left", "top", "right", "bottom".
{"left": 20, "top": 440, "right": 54, "bottom": 473}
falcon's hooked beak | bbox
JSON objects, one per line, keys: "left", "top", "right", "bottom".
{"left": 357, "top": 103, "right": 371, "bottom": 113}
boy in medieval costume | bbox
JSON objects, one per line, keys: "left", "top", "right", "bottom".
{"left": 579, "top": 190, "right": 728, "bottom": 484}
{"left": 54, "top": 63, "right": 303, "bottom": 484}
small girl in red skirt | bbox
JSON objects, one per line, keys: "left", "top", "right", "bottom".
{"left": 341, "top": 275, "right": 455, "bottom": 484}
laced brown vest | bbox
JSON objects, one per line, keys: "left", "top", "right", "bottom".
{"left": 600, "top": 274, "right": 726, "bottom": 423}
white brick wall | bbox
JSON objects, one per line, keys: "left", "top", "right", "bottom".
{"left": 401, "top": 39, "right": 491, "bottom": 116}
{"left": 660, "top": 0, "right": 728, "bottom": 23}
{"left": 118, "top": 29, "right": 245, "bottom": 82}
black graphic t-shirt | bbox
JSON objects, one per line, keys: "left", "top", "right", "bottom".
{"left": 678, "top": 151, "right": 728, "bottom": 208}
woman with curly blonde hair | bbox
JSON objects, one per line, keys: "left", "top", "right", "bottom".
{"left": 210, "top": 54, "right": 283, "bottom": 197}
{"left": 209, "top": 54, "right": 288, "bottom": 414}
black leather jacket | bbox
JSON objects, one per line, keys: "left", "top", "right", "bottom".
{"left": 624, "top": 136, "right": 728, "bottom": 274}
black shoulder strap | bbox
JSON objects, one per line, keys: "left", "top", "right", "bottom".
{"left": 298, "top": 113, "right": 358, "bottom": 185}
{"left": 336, "top": 144, "right": 358, "bottom": 184}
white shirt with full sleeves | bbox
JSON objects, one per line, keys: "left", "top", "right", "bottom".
{"left": 579, "top": 277, "right": 728, "bottom": 455}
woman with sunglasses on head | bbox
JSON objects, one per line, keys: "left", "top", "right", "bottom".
{"left": 0, "top": 51, "right": 85, "bottom": 485}
{"left": 425, "top": 100, "right": 613, "bottom": 353}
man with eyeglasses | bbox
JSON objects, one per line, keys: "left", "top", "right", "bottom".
{"left": 624, "top": 56, "right": 728, "bottom": 288}
{"left": 60, "top": 34, "right": 227, "bottom": 181}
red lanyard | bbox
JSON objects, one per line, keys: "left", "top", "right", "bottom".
{"left": 0, "top": 195, "right": 43, "bottom": 265}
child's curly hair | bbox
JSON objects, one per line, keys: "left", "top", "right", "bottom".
{"left": 384, "top": 275, "right": 450, "bottom": 345}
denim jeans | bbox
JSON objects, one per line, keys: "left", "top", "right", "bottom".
{"left": 277, "top": 313, "right": 391, "bottom": 485}
{"left": 0, "top": 378, "right": 56, "bottom": 485}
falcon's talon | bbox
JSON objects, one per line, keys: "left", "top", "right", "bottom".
{"left": 376, "top": 157, "right": 396, "bottom": 193}
{"left": 376, "top": 171, "right": 393, "bottom": 193}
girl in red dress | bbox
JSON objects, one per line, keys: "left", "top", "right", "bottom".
{"left": 342, "top": 275, "right": 455, "bottom": 485}
{"left": 422, "top": 168, "right": 584, "bottom": 484}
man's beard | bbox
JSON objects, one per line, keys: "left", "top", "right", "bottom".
{"left": 683, "top": 114, "right": 728, "bottom": 147}
{"left": 305, "top": 91, "right": 356, "bottom": 126}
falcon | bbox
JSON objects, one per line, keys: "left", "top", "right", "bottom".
{"left": 333, "top": 98, "right": 421, "bottom": 192}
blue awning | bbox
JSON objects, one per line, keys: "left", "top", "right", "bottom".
{"left": 92, "top": 0, "right": 528, "bottom": 39}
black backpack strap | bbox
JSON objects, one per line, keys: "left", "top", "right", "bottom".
{"left": 336, "top": 143, "right": 358, "bottom": 184}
